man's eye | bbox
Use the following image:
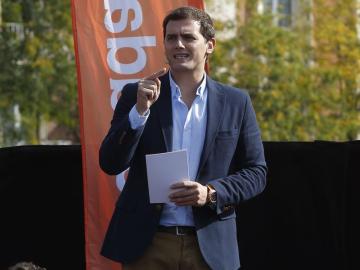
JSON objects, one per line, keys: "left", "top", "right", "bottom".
{"left": 166, "top": 36, "right": 176, "bottom": 41}
{"left": 184, "top": 36, "right": 196, "bottom": 40}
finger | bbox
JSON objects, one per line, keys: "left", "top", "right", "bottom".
{"left": 138, "top": 88, "right": 156, "bottom": 100}
{"left": 139, "top": 81, "right": 157, "bottom": 93}
{"left": 154, "top": 78, "right": 161, "bottom": 96}
{"left": 169, "top": 189, "right": 193, "bottom": 199}
{"left": 170, "top": 182, "right": 186, "bottom": 189}
{"left": 174, "top": 200, "right": 194, "bottom": 206}
{"left": 170, "top": 192, "right": 194, "bottom": 202}
{"left": 144, "top": 67, "right": 167, "bottom": 81}
{"left": 171, "top": 181, "right": 196, "bottom": 189}
{"left": 139, "top": 79, "right": 161, "bottom": 100}
{"left": 174, "top": 195, "right": 203, "bottom": 206}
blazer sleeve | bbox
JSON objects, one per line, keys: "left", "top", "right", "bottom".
{"left": 209, "top": 93, "right": 267, "bottom": 214}
{"left": 99, "top": 82, "right": 144, "bottom": 175}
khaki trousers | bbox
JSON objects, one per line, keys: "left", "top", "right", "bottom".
{"left": 123, "top": 231, "right": 210, "bottom": 270}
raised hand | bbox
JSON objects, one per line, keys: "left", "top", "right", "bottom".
{"left": 136, "top": 68, "right": 167, "bottom": 115}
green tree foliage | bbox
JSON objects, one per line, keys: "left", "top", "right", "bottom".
{"left": 0, "top": 0, "right": 78, "bottom": 145}
{"left": 209, "top": 0, "right": 360, "bottom": 141}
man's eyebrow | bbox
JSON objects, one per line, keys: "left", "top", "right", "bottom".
{"left": 165, "top": 32, "right": 196, "bottom": 38}
{"left": 181, "top": 33, "right": 196, "bottom": 36}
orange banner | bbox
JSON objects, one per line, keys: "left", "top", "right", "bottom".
{"left": 71, "top": 1, "right": 204, "bottom": 269}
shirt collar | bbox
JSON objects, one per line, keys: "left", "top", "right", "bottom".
{"left": 169, "top": 71, "right": 207, "bottom": 100}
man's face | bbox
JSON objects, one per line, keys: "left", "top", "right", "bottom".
{"left": 164, "top": 19, "right": 215, "bottom": 74}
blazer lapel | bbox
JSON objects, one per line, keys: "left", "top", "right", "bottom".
{"left": 154, "top": 73, "right": 173, "bottom": 152}
{"left": 196, "top": 77, "right": 226, "bottom": 181}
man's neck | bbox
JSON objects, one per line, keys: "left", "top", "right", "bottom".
{"left": 170, "top": 69, "right": 205, "bottom": 109}
{"left": 170, "top": 69, "right": 205, "bottom": 95}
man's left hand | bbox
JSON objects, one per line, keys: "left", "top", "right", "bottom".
{"left": 169, "top": 180, "right": 208, "bottom": 207}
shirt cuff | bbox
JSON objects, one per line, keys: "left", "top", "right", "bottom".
{"left": 129, "top": 105, "right": 149, "bottom": 130}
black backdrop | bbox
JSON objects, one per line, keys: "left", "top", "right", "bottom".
{"left": 0, "top": 141, "right": 359, "bottom": 270}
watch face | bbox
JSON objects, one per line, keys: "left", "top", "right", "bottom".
{"left": 206, "top": 185, "right": 217, "bottom": 206}
{"left": 210, "top": 191, "right": 217, "bottom": 203}
{"left": 208, "top": 192, "right": 217, "bottom": 210}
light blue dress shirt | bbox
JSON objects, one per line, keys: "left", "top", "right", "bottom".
{"left": 129, "top": 72, "right": 208, "bottom": 227}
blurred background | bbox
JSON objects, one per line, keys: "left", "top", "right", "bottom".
{"left": 0, "top": 0, "right": 359, "bottom": 147}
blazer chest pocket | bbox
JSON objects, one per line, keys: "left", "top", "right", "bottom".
{"left": 216, "top": 128, "right": 239, "bottom": 140}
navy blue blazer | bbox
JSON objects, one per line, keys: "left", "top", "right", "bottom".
{"left": 99, "top": 73, "right": 267, "bottom": 270}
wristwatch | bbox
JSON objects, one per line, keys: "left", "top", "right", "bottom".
{"left": 206, "top": 184, "right": 217, "bottom": 209}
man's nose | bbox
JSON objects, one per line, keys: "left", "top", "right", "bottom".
{"left": 175, "top": 38, "right": 185, "bottom": 49}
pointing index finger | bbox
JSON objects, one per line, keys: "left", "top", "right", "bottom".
{"left": 144, "top": 67, "right": 167, "bottom": 81}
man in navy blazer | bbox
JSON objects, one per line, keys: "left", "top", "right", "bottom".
{"left": 99, "top": 6, "right": 267, "bottom": 270}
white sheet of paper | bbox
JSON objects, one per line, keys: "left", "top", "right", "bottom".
{"left": 145, "top": 150, "right": 189, "bottom": 203}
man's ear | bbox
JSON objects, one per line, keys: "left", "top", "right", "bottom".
{"left": 206, "top": 38, "right": 216, "bottom": 54}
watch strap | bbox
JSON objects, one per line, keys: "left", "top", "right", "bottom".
{"left": 206, "top": 184, "right": 217, "bottom": 209}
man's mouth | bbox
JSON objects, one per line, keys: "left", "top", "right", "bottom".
{"left": 174, "top": 53, "right": 190, "bottom": 59}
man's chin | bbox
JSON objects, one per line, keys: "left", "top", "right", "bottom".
{"left": 169, "top": 63, "right": 192, "bottom": 73}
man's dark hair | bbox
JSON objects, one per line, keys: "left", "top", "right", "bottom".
{"left": 162, "top": 6, "right": 215, "bottom": 41}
